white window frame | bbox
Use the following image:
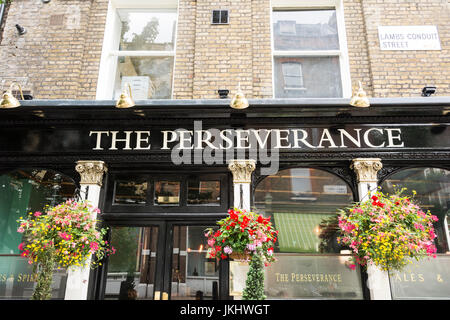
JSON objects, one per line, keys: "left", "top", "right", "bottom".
{"left": 96, "top": 0, "right": 179, "bottom": 100}
{"left": 270, "top": 0, "right": 352, "bottom": 98}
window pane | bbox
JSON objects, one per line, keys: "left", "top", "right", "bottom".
{"left": 113, "top": 180, "right": 148, "bottom": 205}
{"left": 187, "top": 180, "right": 221, "bottom": 205}
{"left": 254, "top": 168, "right": 353, "bottom": 254}
{"left": 274, "top": 56, "right": 342, "bottom": 98}
{"left": 172, "top": 226, "right": 219, "bottom": 300}
{"left": 0, "top": 170, "right": 75, "bottom": 254}
{"left": 106, "top": 227, "right": 159, "bottom": 300}
{"left": 118, "top": 10, "right": 177, "bottom": 51}
{"left": 114, "top": 56, "right": 174, "bottom": 99}
{"left": 273, "top": 10, "right": 339, "bottom": 51}
{"left": 281, "top": 62, "right": 304, "bottom": 88}
{"left": 154, "top": 181, "right": 180, "bottom": 205}
{"left": 252, "top": 169, "right": 361, "bottom": 300}
{"left": 0, "top": 169, "right": 74, "bottom": 299}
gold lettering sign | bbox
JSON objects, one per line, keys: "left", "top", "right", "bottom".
{"left": 275, "top": 272, "right": 342, "bottom": 283}
{"left": 0, "top": 273, "right": 38, "bottom": 282}
{"left": 392, "top": 272, "right": 447, "bottom": 283}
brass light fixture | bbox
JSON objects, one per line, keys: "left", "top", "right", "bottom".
{"left": 0, "top": 82, "right": 24, "bottom": 109}
{"left": 349, "top": 81, "right": 370, "bottom": 108}
{"left": 230, "top": 83, "right": 249, "bottom": 109}
{"left": 115, "top": 83, "right": 135, "bottom": 108}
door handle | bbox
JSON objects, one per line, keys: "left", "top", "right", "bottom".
{"left": 154, "top": 291, "right": 161, "bottom": 300}
{"left": 162, "top": 292, "right": 169, "bottom": 300}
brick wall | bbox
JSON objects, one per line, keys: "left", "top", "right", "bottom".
{"left": 359, "top": 0, "right": 449, "bottom": 97}
{"left": 0, "top": 0, "right": 108, "bottom": 99}
{"left": 190, "top": 0, "right": 255, "bottom": 99}
{"left": 0, "top": 0, "right": 448, "bottom": 100}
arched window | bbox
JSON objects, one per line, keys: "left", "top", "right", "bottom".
{"left": 252, "top": 168, "right": 363, "bottom": 299}
{"left": 0, "top": 169, "right": 76, "bottom": 299}
{"left": 255, "top": 167, "right": 353, "bottom": 254}
{"left": 380, "top": 167, "right": 450, "bottom": 253}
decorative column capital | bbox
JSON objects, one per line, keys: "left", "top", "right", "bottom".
{"left": 75, "top": 160, "right": 108, "bottom": 186}
{"left": 228, "top": 159, "right": 256, "bottom": 184}
{"left": 351, "top": 158, "right": 383, "bottom": 183}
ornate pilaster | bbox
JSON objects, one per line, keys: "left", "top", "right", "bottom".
{"left": 75, "top": 160, "right": 108, "bottom": 186}
{"left": 350, "top": 158, "right": 383, "bottom": 183}
{"left": 228, "top": 159, "right": 256, "bottom": 184}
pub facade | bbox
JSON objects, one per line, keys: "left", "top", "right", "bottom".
{"left": 0, "top": 0, "right": 449, "bottom": 300}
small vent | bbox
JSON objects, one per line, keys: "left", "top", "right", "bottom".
{"left": 212, "top": 10, "right": 229, "bottom": 24}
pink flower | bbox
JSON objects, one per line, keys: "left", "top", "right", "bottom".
{"left": 59, "top": 232, "right": 72, "bottom": 241}
{"left": 223, "top": 246, "right": 233, "bottom": 254}
{"left": 17, "top": 227, "right": 24, "bottom": 233}
{"left": 34, "top": 211, "right": 42, "bottom": 217}
{"left": 208, "top": 238, "right": 215, "bottom": 247}
{"left": 18, "top": 242, "right": 25, "bottom": 251}
{"left": 89, "top": 242, "right": 99, "bottom": 253}
{"left": 349, "top": 264, "right": 356, "bottom": 270}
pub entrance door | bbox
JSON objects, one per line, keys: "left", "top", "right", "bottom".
{"left": 102, "top": 221, "right": 223, "bottom": 300}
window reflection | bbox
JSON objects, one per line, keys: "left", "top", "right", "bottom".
{"left": 187, "top": 180, "right": 220, "bottom": 205}
{"left": 253, "top": 168, "right": 361, "bottom": 300}
{"left": 172, "top": 226, "right": 219, "bottom": 300}
{"left": 106, "top": 227, "right": 159, "bottom": 300}
{"left": 274, "top": 56, "right": 342, "bottom": 98}
{"left": 113, "top": 180, "right": 148, "bottom": 205}
{"left": 154, "top": 181, "right": 180, "bottom": 205}
{"left": 118, "top": 9, "right": 177, "bottom": 51}
{"left": 114, "top": 56, "right": 174, "bottom": 99}
{"left": 273, "top": 10, "right": 339, "bottom": 51}
{"left": 0, "top": 169, "right": 75, "bottom": 299}
{"left": 254, "top": 168, "right": 353, "bottom": 254}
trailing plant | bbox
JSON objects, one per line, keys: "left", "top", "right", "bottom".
{"left": 17, "top": 199, "right": 116, "bottom": 300}
{"left": 337, "top": 187, "right": 438, "bottom": 271}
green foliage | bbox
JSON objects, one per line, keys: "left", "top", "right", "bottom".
{"left": 31, "top": 246, "right": 56, "bottom": 300}
{"left": 17, "top": 200, "right": 116, "bottom": 300}
{"left": 242, "top": 252, "right": 266, "bottom": 300}
{"left": 338, "top": 187, "right": 438, "bottom": 271}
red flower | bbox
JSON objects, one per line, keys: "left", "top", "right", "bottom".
{"left": 221, "top": 253, "right": 227, "bottom": 260}
{"left": 371, "top": 195, "right": 378, "bottom": 201}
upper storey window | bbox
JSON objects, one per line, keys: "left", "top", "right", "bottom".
{"left": 272, "top": 2, "right": 351, "bottom": 98}
{"left": 97, "top": 2, "right": 178, "bottom": 100}
{"left": 114, "top": 9, "right": 177, "bottom": 100}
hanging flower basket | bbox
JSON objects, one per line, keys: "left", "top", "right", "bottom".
{"left": 204, "top": 208, "right": 278, "bottom": 265}
{"left": 17, "top": 199, "right": 116, "bottom": 300}
{"left": 337, "top": 187, "right": 438, "bottom": 272}
{"left": 205, "top": 208, "right": 279, "bottom": 300}
{"left": 229, "top": 252, "right": 251, "bottom": 262}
